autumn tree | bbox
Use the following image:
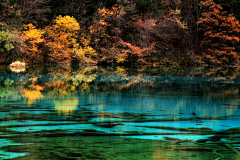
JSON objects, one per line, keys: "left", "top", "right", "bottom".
{"left": 44, "top": 15, "right": 96, "bottom": 64}
{"left": 152, "top": 2, "right": 189, "bottom": 65}
{"left": 197, "top": 0, "right": 240, "bottom": 65}
{"left": 44, "top": 15, "right": 80, "bottom": 64}
{"left": 89, "top": 5, "right": 126, "bottom": 64}
{"left": 21, "top": 23, "right": 45, "bottom": 63}
{"left": 90, "top": 3, "right": 155, "bottom": 65}
{"left": 0, "top": 23, "right": 15, "bottom": 55}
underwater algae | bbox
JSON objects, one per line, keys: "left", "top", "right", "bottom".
{"left": 2, "top": 136, "right": 219, "bottom": 160}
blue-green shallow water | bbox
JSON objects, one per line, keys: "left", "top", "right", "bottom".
{"left": 1, "top": 65, "right": 240, "bottom": 159}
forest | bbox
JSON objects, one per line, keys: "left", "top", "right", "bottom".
{"left": 1, "top": 0, "right": 240, "bottom": 66}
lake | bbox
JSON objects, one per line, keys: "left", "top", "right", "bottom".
{"left": 0, "top": 65, "right": 240, "bottom": 159}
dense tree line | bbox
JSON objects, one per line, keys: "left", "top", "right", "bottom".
{"left": 1, "top": 0, "right": 240, "bottom": 66}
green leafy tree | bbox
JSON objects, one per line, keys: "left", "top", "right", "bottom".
{"left": 0, "top": 23, "right": 23, "bottom": 63}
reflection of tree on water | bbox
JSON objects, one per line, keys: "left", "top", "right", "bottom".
{"left": 197, "top": 84, "right": 240, "bottom": 118}
{"left": 45, "top": 65, "right": 97, "bottom": 94}
{"left": 54, "top": 96, "right": 79, "bottom": 115}
{"left": 44, "top": 66, "right": 98, "bottom": 114}
{"left": 0, "top": 77, "right": 21, "bottom": 99}
{"left": 21, "top": 77, "right": 44, "bottom": 105}
{"left": 2, "top": 66, "right": 240, "bottom": 117}
{"left": 1, "top": 66, "right": 240, "bottom": 159}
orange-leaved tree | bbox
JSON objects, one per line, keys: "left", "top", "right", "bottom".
{"left": 90, "top": 4, "right": 152, "bottom": 65}
{"left": 89, "top": 5, "right": 126, "bottom": 64}
{"left": 197, "top": 0, "right": 240, "bottom": 65}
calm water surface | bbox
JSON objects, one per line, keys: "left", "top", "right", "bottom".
{"left": 1, "top": 65, "right": 240, "bottom": 159}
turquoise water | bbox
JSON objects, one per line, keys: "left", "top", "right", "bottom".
{"left": 1, "top": 66, "right": 240, "bottom": 159}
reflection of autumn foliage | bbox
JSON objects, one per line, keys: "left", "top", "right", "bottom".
{"left": 197, "top": 86, "right": 240, "bottom": 117}
{"left": 22, "top": 87, "right": 43, "bottom": 101}
{"left": 45, "top": 81, "right": 73, "bottom": 96}
{"left": 47, "top": 65, "right": 72, "bottom": 76}
{"left": 114, "top": 66, "right": 128, "bottom": 77}
{"left": 45, "top": 66, "right": 97, "bottom": 96}
{"left": 21, "top": 77, "right": 44, "bottom": 105}
{"left": 54, "top": 97, "right": 78, "bottom": 114}
{"left": 197, "top": 0, "right": 240, "bottom": 65}
{"left": 118, "top": 76, "right": 148, "bottom": 91}
{"left": 71, "top": 67, "right": 97, "bottom": 92}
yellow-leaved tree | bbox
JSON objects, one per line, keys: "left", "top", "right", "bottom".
{"left": 44, "top": 15, "right": 97, "bottom": 64}
{"left": 22, "top": 23, "right": 45, "bottom": 63}
{"left": 72, "top": 35, "right": 97, "bottom": 64}
{"left": 44, "top": 15, "right": 80, "bottom": 64}
{"left": 21, "top": 15, "right": 97, "bottom": 64}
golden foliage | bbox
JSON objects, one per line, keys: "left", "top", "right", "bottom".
{"left": 22, "top": 88, "right": 43, "bottom": 102}
{"left": 115, "top": 52, "right": 127, "bottom": 64}
{"left": 44, "top": 15, "right": 80, "bottom": 63}
{"left": 21, "top": 23, "right": 45, "bottom": 62}
{"left": 44, "top": 66, "right": 97, "bottom": 97}
{"left": 53, "top": 15, "right": 80, "bottom": 32}
{"left": 45, "top": 15, "right": 96, "bottom": 64}
{"left": 45, "top": 81, "right": 72, "bottom": 96}
{"left": 21, "top": 77, "right": 44, "bottom": 105}
{"left": 72, "top": 35, "right": 97, "bottom": 64}
{"left": 54, "top": 97, "right": 79, "bottom": 114}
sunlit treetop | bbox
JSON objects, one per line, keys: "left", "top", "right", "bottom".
{"left": 53, "top": 15, "right": 80, "bottom": 33}
{"left": 23, "top": 23, "right": 45, "bottom": 43}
